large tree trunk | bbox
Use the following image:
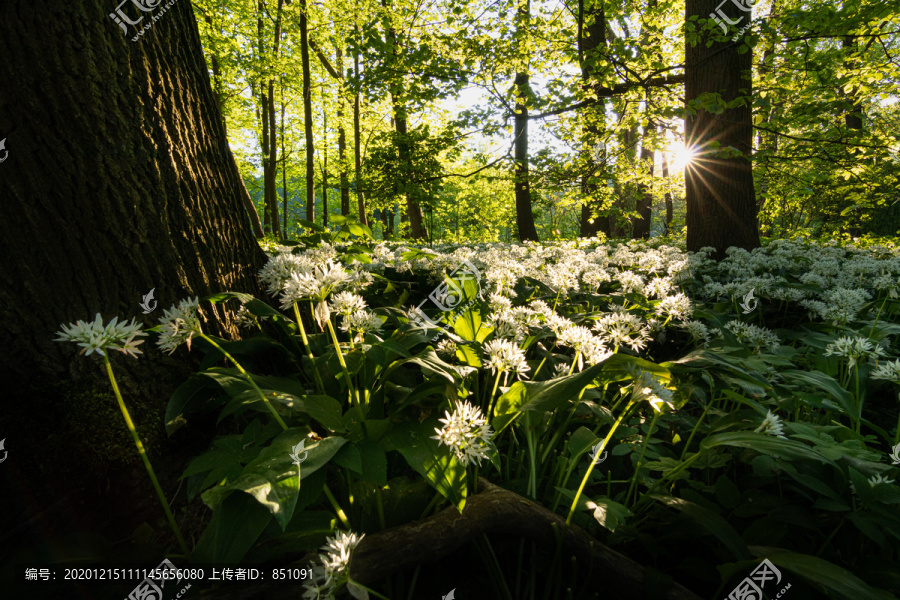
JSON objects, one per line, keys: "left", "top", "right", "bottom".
{"left": 684, "top": 0, "right": 760, "bottom": 258}
{"left": 0, "top": 0, "right": 268, "bottom": 549}
{"left": 300, "top": 0, "right": 316, "bottom": 222}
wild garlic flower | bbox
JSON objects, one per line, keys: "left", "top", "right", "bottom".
{"left": 593, "top": 312, "right": 651, "bottom": 352}
{"left": 280, "top": 260, "right": 351, "bottom": 308}
{"left": 302, "top": 531, "right": 365, "bottom": 600}
{"left": 484, "top": 338, "right": 530, "bottom": 378}
{"left": 871, "top": 359, "right": 900, "bottom": 384}
{"left": 235, "top": 305, "right": 268, "bottom": 329}
{"left": 433, "top": 400, "right": 495, "bottom": 466}
{"left": 655, "top": 293, "right": 693, "bottom": 321}
{"left": 615, "top": 270, "right": 645, "bottom": 294}
{"left": 340, "top": 310, "right": 383, "bottom": 342}
{"left": 854, "top": 474, "right": 896, "bottom": 494}
{"left": 723, "top": 321, "right": 780, "bottom": 353}
{"left": 55, "top": 314, "right": 146, "bottom": 358}
{"left": 156, "top": 298, "right": 202, "bottom": 354}
{"left": 677, "top": 320, "right": 712, "bottom": 346}
{"left": 258, "top": 253, "right": 314, "bottom": 296}
{"left": 801, "top": 287, "right": 870, "bottom": 326}
{"left": 824, "top": 336, "right": 886, "bottom": 368}
{"left": 436, "top": 338, "right": 458, "bottom": 358}
{"left": 330, "top": 291, "right": 367, "bottom": 316}
{"left": 644, "top": 277, "right": 674, "bottom": 299}
{"left": 754, "top": 410, "right": 787, "bottom": 439}
{"left": 628, "top": 367, "right": 675, "bottom": 412}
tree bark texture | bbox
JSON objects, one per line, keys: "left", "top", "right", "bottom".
{"left": 0, "top": 0, "right": 268, "bottom": 386}
{"left": 684, "top": 0, "right": 760, "bottom": 258}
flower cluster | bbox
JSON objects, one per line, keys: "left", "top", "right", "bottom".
{"left": 433, "top": 400, "right": 495, "bottom": 466}
{"left": 156, "top": 298, "right": 202, "bottom": 354}
{"left": 302, "top": 531, "right": 365, "bottom": 600}
{"left": 55, "top": 314, "right": 146, "bottom": 358}
{"left": 824, "top": 336, "right": 886, "bottom": 368}
{"left": 483, "top": 339, "right": 530, "bottom": 378}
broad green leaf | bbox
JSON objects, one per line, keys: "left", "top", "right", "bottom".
{"left": 190, "top": 491, "right": 273, "bottom": 563}
{"left": 652, "top": 495, "right": 750, "bottom": 560}
{"left": 749, "top": 547, "right": 897, "bottom": 600}
{"left": 780, "top": 370, "right": 856, "bottom": 419}
{"left": 701, "top": 432, "right": 835, "bottom": 465}
{"left": 166, "top": 375, "right": 217, "bottom": 435}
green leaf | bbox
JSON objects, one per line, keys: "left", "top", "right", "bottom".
{"left": 302, "top": 395, "right": 346, "bottom": 432}
{"left": 190, "top": 491, "right": 273, "bottom": 563}
{"left": 780, "top": 370, "right": 856, "bottom": 419}
{"left": 166, "top": 375, "right": 217, "bottom": 435}
{"left": 701, "top": 432, "right": 836, "bottom": 465}
{"left": 652, "top": 495, "right": 750, "bottom": 560}
{"left": 385, "top": 420, "right": 467, "bottom": 512}
{"left": 493, "top": 361, "right": 608, "bottom": 431}
{"left": 749, "top": 547, "right": 897, "bottom": 600}
{"left": 202, "top": 432, "right": 347, "bottom": 531}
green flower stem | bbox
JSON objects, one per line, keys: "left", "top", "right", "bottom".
{"left": 322, "top": 483, "right": 351, "bottom": 529}
{"left": 566, "top": 400, "right": 635, "bottom": 526}
{"left": 325, "top": 319, "right": 360, "bottom": 407}
{"left": 868, "top": 295, "right": 890, "bottom": 338}
{"left": 200, "top": 334, "right": 288, "bottom": 431}
{"left": 292, "top": 302, "right": 325, "bottom": 394}
{"left": 855, "top": 365, "right": 862, "bottom": 434}
{"left": 104, "top": 355, "right": 190, "bottom": 557}
{"left": 486, "top": 370, "right": 503, "bottom": 419}
{"left": 626, "top": 411, "right": 660, "bottom": 508}
{"left": 525, "top": 423, "right": 538, "bottom": 499}
{"left": 679, "top": 395, "right": 716, "bottom": 462}
{"left": 347, "top": 578, "right": 392, "bottom": 600}
{"left": 568, "top": 351, "right": 581, "bottom": 376}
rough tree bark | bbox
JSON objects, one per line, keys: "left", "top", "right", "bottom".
{"left": 684, "top": 0, "right": 760, "bottom": 258}
{"left": 0, "top": 0, "right": 269, "bottom": 550}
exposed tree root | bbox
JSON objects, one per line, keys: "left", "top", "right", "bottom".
{"left": 194, "top": 478, "right": 703, "bottom": 599}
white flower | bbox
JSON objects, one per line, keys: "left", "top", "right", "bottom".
{"left": 677, "top": 320, "right": 711, "bottom": 346}
{"left": 432, "top": 400, "right": 495, "bottom": 466}
{"left": 436, "top": 338, "right": 458, "bottom": 358}
{"left": 824, "top": 336, "right": 886, "bottom": 368}
{"left": 723, "top": 321, "right": 780, "bottom": 353}
{"left": 655, "top": 293, "right": 693, "bottom": 321}
{"left": 871, "top": 359, "right": 900, "bottom": 384}
{"left": 259, "top": 253, "right": 314, "bottom": 296}
{"left": 593, "top": 312, "right": 650, "bottom": 352}
{"left": 156, "top": 298, "right": 202, "bottom": 354}
{"left": 483, "top": 339, "right": 530, "bottom": 378}
{"left": 340, "top": 310, "right": 383, "bottom": 342}
{"left": 280, "top": 260, "right": 351, "bottom": 308}
{"left": 235, "top": 305, "right": 268, "bottom": 329}
{"left": 330, "top": 291, "right": 367, "bottom": 316}
{"left": 55, "top": 314, "right": 147, "bottom": 358}
{"left": 302, "top": 531, "right": 365, "bottom": 600}
{"left": 754, "top": 410, "right": 787, "bottom": 439}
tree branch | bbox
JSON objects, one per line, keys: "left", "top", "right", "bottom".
{"left": 525, "top": 74, "right": 685, "bottom": 120}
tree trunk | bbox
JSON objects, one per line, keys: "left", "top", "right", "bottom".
{"left": 577, "top": 0, "right": 610, "bottom": 239}
{"left": 684, "top": 0, "right": 759, "bottom": 258}
{"left": 282, "top": 77, "right": 289, "bottom": 237}
{"left": 353, "top": 27, "right": 368, "bottom": 226}
{"left": 633, "top": 123, "right": 654, "bottom": 239}
{"left": 0, "top": 0, "right": 269, "bottom": 546}
{"left": 322, "top": 105, "right": 329, "bottom": 228}
{"left": 264, "top": 0, "right": 285, "bottom": 239}
{"left": 661, "top": 145, "right": 674, "bottom": 235}
{"left": 336, "top": 46, "right": 351, "bottom": 217}
{"left": 842, "top": 35, "right": 864, "bottom": 131}
{"left": 300, "top": 0, "right": 315, "bottom": 222}
{"left": 513, "top": 0, "right": 539, "bottom": 242}
{"left": 384, "top": 17, "right": 428, "bottom": 241}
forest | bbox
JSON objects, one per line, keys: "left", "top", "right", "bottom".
{"left": 0, "top": 0, "right": 899, "bottom": 599}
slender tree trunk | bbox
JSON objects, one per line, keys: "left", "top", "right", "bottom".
{"left": 281, "top": 78, "right": 289, "bottom": 237}
{"left": 633, "top": 122, "right": 654, "bottom": 239}
{"left": 513, "top": 0, "right": 539, "bottom": 242}
{"left": 577, "top": 0, "right": 610, "bottom": 238}
{"left": 384, "top": 16, "right": 427, "bottom": 240}
{"left": 322, "top": 106, "right": 329, "bottom": 228}
{"left": 264, "top": 0, "right": 284, "bottom": 239}
{"left": 661, "top": 140, "right": 673, "bottom": 236}
{"left": 353, "top": 26, "right": 367, "bottom": 226}
{"left": 684, "top": 0, "right": 759, "bottom": 258}
{"left": 260, "top": 84, "right": 271, "bottom": 234}
{"left": 336, "top": 46, "right": 350, "bottom": 216}
{"left": 300, "top": 0, "right": 315, "bottom": 221}
{"left": 842, "top": 35, "right": 864, "bottom": 131}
